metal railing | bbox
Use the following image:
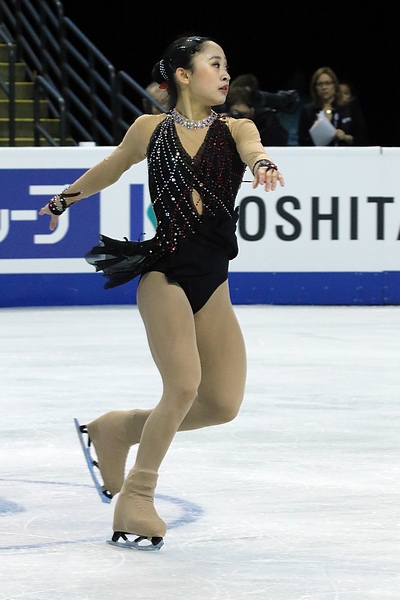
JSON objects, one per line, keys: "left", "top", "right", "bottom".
{"left": 33, "top": 74, "right": 65, "bottom": 145}
{"left": 0, "top": 23, "right": 16, "bottom": 145}
{"left": 0, "top": 0, "right": 165, "bottom": 146}
{"left": 115, "top": 71, "right": 167, "bottom": 138}
{"left": 59, "top": 17, "right": 117, "bottom": 144}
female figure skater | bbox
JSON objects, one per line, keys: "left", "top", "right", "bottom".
{"left": 39, "top": 35, "right": 285, "bottom": 550}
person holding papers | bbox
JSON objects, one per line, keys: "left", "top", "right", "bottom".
{"left": 298, "top": 66, "right": 368, "bottom": 146}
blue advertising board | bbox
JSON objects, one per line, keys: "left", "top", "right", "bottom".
{"left": 1, "top": 147, "right": 399, "bottom": 307}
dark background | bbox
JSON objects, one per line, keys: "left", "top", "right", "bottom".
{"left": 62, "top": 0, "right": 400, "bottom": 147}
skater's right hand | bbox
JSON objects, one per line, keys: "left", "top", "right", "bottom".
{"left": 39, "top": 202, "right": 61, "bottom": 231}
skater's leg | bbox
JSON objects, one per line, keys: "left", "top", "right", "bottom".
{"left": 84, "top": 281, "right": 246, "bottom": 497}
{"left": 181, "top": 279, "right": 247, "bottom": 429}
{"left": 113, "top": 271, "right": 201, "bottom": 537}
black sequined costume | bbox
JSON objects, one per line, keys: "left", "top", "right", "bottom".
{"left": 86, "top": 113, "right": 247, "bottom": 313}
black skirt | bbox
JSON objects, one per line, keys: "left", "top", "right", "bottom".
{"left": 85, "top": 209, "right": 239, "bottom": 311}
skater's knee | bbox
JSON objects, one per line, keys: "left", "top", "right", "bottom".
{"left": 165, "top": 380, "right": 199, "bottom": 411}
{"left": 202, "top": 394, "right": 242, "bottom": 425}
{"left": 213, "top": 403, "right": 240, "bottom": 425}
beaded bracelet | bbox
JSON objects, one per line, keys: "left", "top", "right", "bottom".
{"left": 253, "top": 159, "right": 279, "bottom": 175}
{"left": 48, "top": 194, "right": 68, "bottom": 215}
{"left": 48, "top": 187, "right": 83, "bottom": 215}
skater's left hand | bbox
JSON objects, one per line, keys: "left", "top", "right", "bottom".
{"left": 253, "top": 164, "right": 285, "bottom": 192}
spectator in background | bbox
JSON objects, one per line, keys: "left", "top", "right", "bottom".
{"left": 225, "top": 85, "right": 289, "bottom": 146}
{"left": 298, "top": 66, "right": 369, "bottom": 146}
{"left": 339, "top": 79, "right": 369, "bottom": 137}
{"left": 278, "top": 68, "right": 310, "bottom": 146}
{"left": 229, "top": 73, "right": 300, "bottom": 115}
{"left": 142, "top": 81, "right": 169, "bottom": 114}
{"left": 339, "top": 80, "right": 357, "bottom": 104}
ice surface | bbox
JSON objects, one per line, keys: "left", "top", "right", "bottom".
{"left": 0, "top": 305, "right": 399, "bottom": 599}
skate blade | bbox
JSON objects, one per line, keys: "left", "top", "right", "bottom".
{"left": 73, "top": 417, "right": 112, "bottom": 504}
{"left": 107, "top": 532, "right": 164, "bottom": 551}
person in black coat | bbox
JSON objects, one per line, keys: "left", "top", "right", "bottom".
{"left": 225, "top": 85, "right": 289, "bottom": 146}
{"left": 298, "top": 66, "right": 369, "bottom": 146}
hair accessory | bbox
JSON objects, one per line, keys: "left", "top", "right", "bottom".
{"left": 171, "top": 108, "right": 218, "bottom": 130}
{"left": 48, "top": 186, "right": 83, "bottom": 215}
{"left": 252, "top": 159, "right": 279, "bottom": 175}
{"left": 159, "top": 59, "right": 169, "bottom": 81}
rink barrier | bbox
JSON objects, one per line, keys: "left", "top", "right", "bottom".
{"left": 1, "top": 146, "right": 399, "bottom": 306}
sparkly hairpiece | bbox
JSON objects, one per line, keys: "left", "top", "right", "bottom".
{"left": 175, "top": 36, "right": 204, "bottom": 56}
{"left": 159, "top": 59, "right": 169, "bottom": 81}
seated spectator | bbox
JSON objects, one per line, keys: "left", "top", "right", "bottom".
{"left": 339, "top": 80, "right": 357, "bottom": 104}
{"left": 298, "top": 67, "right": 369, "bottom": 146}
{"left": 225, "top": 85, "right": 289, "bottom": 146}
{"left": 142, "top": 81, "right": 169, "bottom": 114}
{"left": 277, "top": 68, "right": 311, "bottom": 146}
{"left": 229, "top": 73, "right": 300, "bottom": 115}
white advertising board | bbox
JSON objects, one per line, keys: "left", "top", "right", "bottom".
{"left": 1, "top": 146, "right": 399, "bottom": 306}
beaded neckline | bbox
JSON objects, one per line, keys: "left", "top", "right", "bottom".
{"left": 171, "top": 108, "right": 218, "bottom": 130}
